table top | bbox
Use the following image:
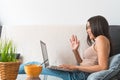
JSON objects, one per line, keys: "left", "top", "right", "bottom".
{"left": 16, "top": 74, "right": 63, "bottom": 80}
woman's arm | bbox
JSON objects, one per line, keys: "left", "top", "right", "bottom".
{"left": 75, "top": 64, "right": 107, "bottom": 73}
{"left": 73, "top": 50, "right": 82, "bottom": 64}
{"left": 70, "top": 35, "right": 82, "bottom": 64}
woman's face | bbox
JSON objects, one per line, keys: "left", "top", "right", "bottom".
{"left": 86, "top": 22, "right": 95, "bottom": 40}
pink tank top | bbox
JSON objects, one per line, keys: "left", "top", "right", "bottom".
{"left": 80, "top": 44, "right": 98, "bottom": 66}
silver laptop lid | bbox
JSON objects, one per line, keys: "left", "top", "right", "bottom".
{"left": 40, "top": 40, "right": 49, "bottom": 67}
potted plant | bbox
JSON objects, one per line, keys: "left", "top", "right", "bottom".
{"left": 0, "top": 39, "right": 20, "bottom": 80}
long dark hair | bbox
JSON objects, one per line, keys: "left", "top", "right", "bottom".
{"left": 86, "top": 15, "right": 113, "bottom": 57}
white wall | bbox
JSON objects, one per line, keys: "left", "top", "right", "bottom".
{"left": 0, "top": 0, "right": 120, "bottom": 25}
{"left": 2, "top": 25, "right": 88, "bottom": 65}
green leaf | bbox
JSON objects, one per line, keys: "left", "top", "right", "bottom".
{"left": 0, "top": 39, "right": 17, "bottom": 62}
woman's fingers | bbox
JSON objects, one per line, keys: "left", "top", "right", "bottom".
{"left": 72, "top": 35, "right": 75, "bottom": 41}
{"left": 59, "top": 64, "right": 69, "bottom": 69}
{"left": 70, "top": 35, "right": 80, "bottom": 50}
{"left": 74, "top": 35, "right": 78, "bottom": 43}
{"left": 71, "top": 35, "right": 78, "bottom": 42}
{"left": 70, "top": 38, "right": 72, "bottom": 43}
{"left": 59, "top": 65, "right": 65, "bottom": 69}
{"left": 74, "top": 35, "right": 80, "bottom": 44}
{"left": 59, "top": 64, "right": 74, "bottom": 70}
{"left": 70, "top": 35, "right": 75, "bottom": 43}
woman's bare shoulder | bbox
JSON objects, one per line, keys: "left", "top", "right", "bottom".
{"left": 95, "top": 35, "right": 110, "bottom": 52}
{"left": 95, "top": 35, "right": 109, "bottom": 43}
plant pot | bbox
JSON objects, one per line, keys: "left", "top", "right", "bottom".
{"left": 0, "top": 61, "right": 20, "bottom": 80}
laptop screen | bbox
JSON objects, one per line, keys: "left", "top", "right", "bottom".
{"left": 40, "top": 40, "right": 49, "bottom": 67}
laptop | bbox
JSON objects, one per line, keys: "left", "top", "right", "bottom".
{"left": 40, "top": 40, "right": 73, "bottom": 72}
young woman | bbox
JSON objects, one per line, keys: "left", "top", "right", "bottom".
{"left": 42, "top": 15, "right": 113, "bottom": 80}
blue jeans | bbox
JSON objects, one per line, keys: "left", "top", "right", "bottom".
{"left": 41, "top": 68, "right": 90, "bottom": 80}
